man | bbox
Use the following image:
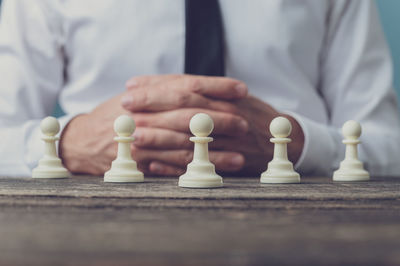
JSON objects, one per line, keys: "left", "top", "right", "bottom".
{"left": 0, "top": 0, "right": 399, "bottom": 177}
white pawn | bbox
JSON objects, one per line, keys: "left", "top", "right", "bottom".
{"left": 333, "top": 120, "right": 370, "bottom": 182}
{"left": 179, "top": 113, "right": 223, "bottom": 188}
{"left": 104, "top": 115, "right": 144, "bottom": 183}
{"left": 260, "top": 116, "right": 300, "bottom": 183}
{"left": 32, "top": 116, "right": 69, "bottom": 179}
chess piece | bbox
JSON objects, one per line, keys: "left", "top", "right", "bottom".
{"left": 333, "top": 120, "right": 370, "bottom": 182}
{"left": 104, "top": 115, "right": 144, "bottom": 183}
{"left": 260, "top": 116, "right": 300, "bottom": 183}
{"left": 179, "top": 113, "right": 223, "bottom": 188}
{"left": 32, "top": 116, "right": 70, "bottom": 178}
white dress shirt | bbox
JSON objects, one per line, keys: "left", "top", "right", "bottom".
{"left": 0, "top": 0, "right": 399, "bottom": 177}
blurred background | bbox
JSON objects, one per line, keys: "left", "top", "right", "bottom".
{"left": 0, "top": 0, "right": 399, "bottom": 113}
{"left": 376, "top": 0, "right": 400, "bottom": 101}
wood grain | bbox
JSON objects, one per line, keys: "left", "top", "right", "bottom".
{"left": 0, "top": 176, "right": 399, "bottom": 266}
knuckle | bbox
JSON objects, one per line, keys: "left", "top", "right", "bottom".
{"left": 144, "top": 131, "right": 157, "bottom": 147}
{"left": 222, "top": 114, "right": 236, "bottom": 130}
{"left": 176, "top": 92, "right": 191, "bottom": 107}
{"left": 185, "top": 77, "right": 202, "bottom": 92}
{"left": 179, "top": 111, "right": 196, "bottom": 130}
{"left": 133, "top": 115, "right": 148, "bottom": 127}
{"left": 139, "top": 90, "right": 150, "bottom": 108}
{"left": 157, "top": 83, "right": 170, "bottom": 91}
{"left": 222, "top": 103, "right": 240, "bottom": 115}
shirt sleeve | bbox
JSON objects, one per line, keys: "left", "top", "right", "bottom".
{"left": 293, "top": 0, "right": 400, "bottom": 176}
{"left": 0, "top": 0, "right": 71, "bottom": 177}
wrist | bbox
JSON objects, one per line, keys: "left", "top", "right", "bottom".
{"left": 59, "top": 114, "right": 90, "bottom": 173}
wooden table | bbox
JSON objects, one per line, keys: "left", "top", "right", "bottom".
{"left": 0, "top": 176, "right": 399, "bottom": 266}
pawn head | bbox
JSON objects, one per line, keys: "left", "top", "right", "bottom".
{"left": 342, "top": 120, "right": 361, "bottom": 140}
{"left": 114, "top": 115, "right": 136, "bottom": 137}
{"left": 189, "top": 113, "right": 214, "bottom": 137}
{"left": 269, "top": 116, "right": 292, "bottom": 138}
{"left": 41, "top": 116, "right": 60, "bottom": 136}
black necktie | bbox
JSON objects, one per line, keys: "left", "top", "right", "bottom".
{"left": 184, "top": 0, "right": 225, "bottom": 76}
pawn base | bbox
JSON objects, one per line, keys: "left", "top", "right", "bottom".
{"left": 260, "top": 175, "right": 300, "bottom": 184}
{"left": 32, "top": 158, "right": 69, "bottom": 179}
{"left": 260, "top": 160, "right": 300, "bottom": 184}
{"left": 104, "top": 172, "right": 144, "bottom": 183}
{"left": 179, "top": 163, "right": 223, "bottom": 188}
{"left": 333, "top": 169, "right": 370, "bottom": 182}
{"left": 178, "top": 175, "right": 223, "bottom": 188}
{"left": 104, "top": 160, "right": 144, "bottom": 183}
{"left": 333, "top": 160, "right": 370, "bottom": 182}
{"left": 32, "top": 168, "right": 69, "bottom": 179}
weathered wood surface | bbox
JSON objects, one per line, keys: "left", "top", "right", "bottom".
{"left": 0, "top": 176, "right": 399, "bottom": 266}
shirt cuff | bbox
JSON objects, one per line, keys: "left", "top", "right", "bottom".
{"left": 282, "top": 111, "right": 339, "bottom": 176}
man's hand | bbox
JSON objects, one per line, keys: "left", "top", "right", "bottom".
{"left": 122, "top": 74, "right": 248, "bottom": 112}
{"left": 59, "top": 94, "right": 128, "bottom": 175}
{"left": 59, "top": 75, "right": 249, "bottom": 176}
{"left": 121, "top": 75, "right": 304, "bottom": 176}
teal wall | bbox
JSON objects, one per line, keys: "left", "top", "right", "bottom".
{"left": 376, "top": 0, "right": 400, "bottom": 99}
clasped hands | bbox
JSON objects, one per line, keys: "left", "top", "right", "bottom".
{"left": 60, "top": 74, "right": 304, "bottom": 176}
